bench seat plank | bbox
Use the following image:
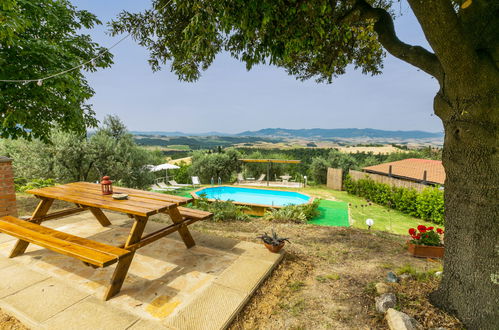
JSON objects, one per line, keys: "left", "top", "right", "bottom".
{"left": 0, "top": 216, "right": 130, "bottom": 267}
{"left": 177, "top": 207, "right": 212, "bottom": 220}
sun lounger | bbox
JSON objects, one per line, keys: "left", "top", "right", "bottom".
{"left": 167, "top": 180, "right": 191, "bottom": 187}
{"left": 256, "top": 174, "right": 265, "bottom": 182}
{"left": 237, "top": 173, "right": 247, "bottom": 183}
{"left": 151, "top": 184, "right": 180, "bottom": 191}
{"left": 192, "top": 176, "right": 201, "bottom": 187}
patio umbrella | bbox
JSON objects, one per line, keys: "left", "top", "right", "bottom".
{"left": 148, "top": 163, "right": 180, "bottom": 181}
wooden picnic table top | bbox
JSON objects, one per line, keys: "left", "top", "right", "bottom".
{"left": 26, "top": 182, "right": 193, "bottom": 217}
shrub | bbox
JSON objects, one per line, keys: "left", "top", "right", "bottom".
{"left": 193, "top": 196, "right": 250, "bottom": 221}
{"left": 264, "top": 200, "right": 320, "bottom": 223}
{"left": 15, "top": 178, "right": 56, "bottom": 192}
{"left": 344, "top": 175, "right": 444, "bottom": 225}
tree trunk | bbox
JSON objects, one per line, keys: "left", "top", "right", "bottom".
{"left": 431, "top": 86, "right": 499, "bottom": 329}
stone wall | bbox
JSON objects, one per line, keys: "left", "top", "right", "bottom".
{"left": 349, "top": 170, "right": 428, "bottom": 192}
{"left": 326, "top": 168, "right": 343, "bottom": 190}
{"left": 0, "top": 157, "right": 18, "bottom": 217}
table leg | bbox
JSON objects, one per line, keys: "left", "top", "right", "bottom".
{"left": 9, "top": 197, "right": 54, "bottom": 258}
{"left": 104, "top": 215, "right": 147, "bottom": 300}
{"left": 169, "top": 206, "right": 196, "bottom": 248}
{"left": 88, "top": 207, "right": 112, "bottom": 227}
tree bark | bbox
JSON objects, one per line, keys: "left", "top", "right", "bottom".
{"left": 430, "top": 73, "right": 499, "bottom": 328}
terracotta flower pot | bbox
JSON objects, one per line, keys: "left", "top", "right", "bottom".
{"left": 407, "top": 242, "right": 444, "bottom": 258}
{"left": 264, "top": 242, "right": 285, "bottom": 253}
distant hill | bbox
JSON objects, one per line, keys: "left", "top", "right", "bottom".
{"left": 131, "top": 128, "right": 443, "bottom": 140}
{"left": 236, "top": 128, "right": 443, "bottom": 139}
{"left": 130, "top": 131, "right": 231, "bottom": 137}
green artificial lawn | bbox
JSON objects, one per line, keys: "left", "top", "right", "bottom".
{"left": 309, "top": 200, "right": 350, "bottom": 227}
{"left": 153, "top": 185, "right": 437, "bottom": 236}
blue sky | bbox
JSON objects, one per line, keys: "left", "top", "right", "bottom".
{"left": 73, "top": 0, "right": 442, "bottom": 134}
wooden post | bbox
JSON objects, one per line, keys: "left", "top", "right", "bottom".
{"left": 267, "top": 161, "right": 270, "bottom": 187}
{"left": 9, "top": 197, "right": 53, "bottom": 258}
{"left": 388, "top": 165, "right": 393, "bottom": 177}
{"left": 89, "top": 207, "right": 112, "bottom": 227}
{"left": 168, "top": 206, "right": 195, "bottom": 248}
{"left": 104, "top": 215, "right": 148, "bottom": 300}
{"left": 422, "top": 170, "right": 427, "bottom": 183}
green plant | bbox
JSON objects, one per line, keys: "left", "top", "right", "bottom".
{"left": 396, "top": 263, "right": 443, "bottom": 282}
{"left": 257, "top": 230, "right": 290, "bottom": 246}
{"left": 287, "top": 281, "right": 305, "bottom": 292}
{"left": 263, "top": 200, "right": 320, "bottom": 223}
{"left": 344, "top": 176, "right": 444, "bottom": 225}
{"left": 408, "top": 225, "right": 444, "bottom": 247}
{"left": 193, "top": 196, "right": 250, "bottom": 221}
{"left": 15, "top": 178, "right": 56, "bottom": 192}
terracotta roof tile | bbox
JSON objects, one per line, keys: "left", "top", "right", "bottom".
{"left": 362, "top": 158, "right": 445, "bottom": 185}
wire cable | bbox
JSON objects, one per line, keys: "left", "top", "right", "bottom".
{"left": 0, "top": 0, "right": 172, "bottom": 84}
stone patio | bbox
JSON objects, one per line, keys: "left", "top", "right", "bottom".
{"left": 0, "top": 212, "right": 282, "bottom": 329}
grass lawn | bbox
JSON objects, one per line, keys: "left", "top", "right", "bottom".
{"left": 316, "top": 189, "right": 436, "bottom": 236}
{"left": 239, "top": 185, "right": 437, "bottom": 236}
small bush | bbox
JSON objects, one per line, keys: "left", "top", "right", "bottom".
{"left": 193, "top": 197, "right": 250, "bottom": 221}
{"left": 263, "top": 200, "right": 320, "bottom": 223}
{"left": 344, "top": 175, "right": 444, "bottom": 225}
{"left": 15, "top": 178, "right": 56, "bottom": 192}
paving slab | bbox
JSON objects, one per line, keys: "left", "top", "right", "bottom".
{"left": 213, "top": 256, "right": 277, "bottom": 295}
{"left": 163, "top": 283, "right": 248, "bottom": 330}
{"left": 2, "top": 277, "right": 89, "bottom": 323}
{"left": 0, "top": 211, "right": 282, "bottom": 330}
{"left": 43, "top": 296, "right": 139, "bottom": 330}
{"left": 0, "top": 265, "right": 49, "bottom": 299}
{"left": 127, "top": 319, "right": 175, "bottom": 330}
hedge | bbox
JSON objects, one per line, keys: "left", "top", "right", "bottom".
{"left": 343, "top": 175, "right": 444, "bottom": 225}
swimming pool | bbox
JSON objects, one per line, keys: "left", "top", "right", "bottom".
{"left": 191, "top": 186, "right": 312, "bottom": 215}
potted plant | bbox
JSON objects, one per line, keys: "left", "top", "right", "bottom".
{"left": 257, "top": 230, "right": 289, "bottom": 253}
{"left": 407, "top": 225, "right": 444, "bottom": 258}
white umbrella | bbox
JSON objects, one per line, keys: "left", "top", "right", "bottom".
{"left": 150, "top": 163, "right": 180, "bottom": 171}
{"left": 148, "top": 163, "right": 180, "bottom": 182}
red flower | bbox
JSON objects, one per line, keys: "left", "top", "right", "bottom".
{"left": 436, "top": 228, "right": 444, "bottom": 234}
{"left": 414, "top": 235, "right": 421, "bottom": 240}
{"left": 409, "top": 228, "right": 416, "bottom": 235}
{"left": 427, "top": 226, "right": 434, "bottom": 231}
{"left": 417, "top": 225, "right": 427, "bottom": 232}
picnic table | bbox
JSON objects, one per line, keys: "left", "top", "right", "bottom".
{"left": 0, "top": 182, "right": 212, "bottom": 300}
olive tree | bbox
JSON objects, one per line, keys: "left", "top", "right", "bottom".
{"left": 0, "top": 0, "right": 113, "bottom": 141}
{"left": 112, "top": 1, "right": 498, "bottom": 327}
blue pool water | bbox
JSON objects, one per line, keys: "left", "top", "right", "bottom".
{"left": 195, "top": 186, "right": 311, "bottom": 207}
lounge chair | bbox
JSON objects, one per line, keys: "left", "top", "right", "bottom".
{"left": 150, "top": 184, "right": 180, "bottom": 191}
{"left": 256, "top": 174, "right": 265, "bottom": 182}
{"left": 168, "top": 180, "right": 190, "bottom": 187}
{"left": 237, "top": 173, "right": 246, "bottom": 184}
{"left": 192, "top": 176, "right": 201, "bottom": 187}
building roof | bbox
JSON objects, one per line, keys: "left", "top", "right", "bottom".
{"left": 363, "top": 158, "right": 445, "bottom": 185}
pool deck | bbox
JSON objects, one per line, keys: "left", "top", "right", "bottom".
{"left": 0, "top": 211, "right": 283, "bottom": 330}
{"left": 235, "top": 181, "right": 303, "bottom": 188}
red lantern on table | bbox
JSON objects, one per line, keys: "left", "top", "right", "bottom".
{"left": 101, "top": 176, "right": 113, "bottom": 195}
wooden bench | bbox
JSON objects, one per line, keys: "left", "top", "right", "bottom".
{"left": 177, "top": 207, "right": 213, "bottom": 221}
{"left": 0, "top": 216, "right": 130, "bottom": 268}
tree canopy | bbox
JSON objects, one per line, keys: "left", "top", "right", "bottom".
{"left": 0, "top": 0, "right": 113, "bottom": 141}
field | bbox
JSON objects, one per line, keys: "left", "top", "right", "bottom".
{"left": 336, "top": 145, "right": 406, "bottom": 154}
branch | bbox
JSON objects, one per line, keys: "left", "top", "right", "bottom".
{"left": 347, "top": 0, "right": 443, "bottom": 82}
{"left": 407, "top": 0, "right": 479, "bottom": 78}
